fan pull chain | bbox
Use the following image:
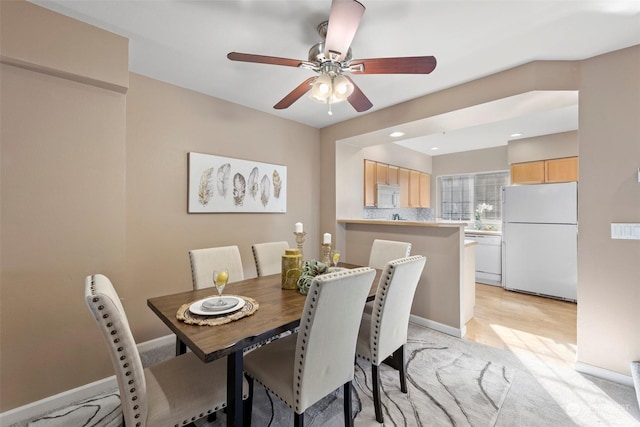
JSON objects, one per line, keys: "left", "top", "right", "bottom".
{"left": 328, "top": 102, "right": 333, "bottom": 116}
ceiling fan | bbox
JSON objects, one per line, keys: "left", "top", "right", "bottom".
{"left": 227, "top": 0, "right": 437, "bottom": 115}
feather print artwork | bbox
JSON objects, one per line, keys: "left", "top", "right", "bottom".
{"left": 260, "top": 174, "right": 271, "bottom": 207}
{"left": 233, "top": 173, "right": 246, "bottom": 206}
{"left": 217, "top": 163, "right": 231, "bottom": 197}
{"left": 248, "top": 167, "right": 259, "bottom": 199}
{"left": 198, "top": 167, "right": 214, "bottom": 206}
{"left": 272, "top": 170, "right": 282, "bottom": 198}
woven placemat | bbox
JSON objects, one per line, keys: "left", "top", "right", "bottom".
{"left": 176, "top": 295, "right": 259, "bottom": 326}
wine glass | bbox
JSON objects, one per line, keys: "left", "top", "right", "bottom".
{"left": 331, "top": 251, "right": 341, "bottom": 267}
{"left": 212, "top": 269, "right": 229, "bottom": 306}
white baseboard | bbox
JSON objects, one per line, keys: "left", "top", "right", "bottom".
{"left": 410, "top": 315, "right": 464, "bottom": 338}
{"left": 0, "top": 334, "right": 176, "bottom": 426}
{"left": 575, "top": 361, "right": 634, "bottom": 387}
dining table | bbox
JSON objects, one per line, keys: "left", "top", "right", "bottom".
{"left": 147, "top": 263, "right": 381, "bottom": 427}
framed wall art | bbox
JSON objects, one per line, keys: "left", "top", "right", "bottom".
{"left": 188, "top": 152, "right": 287, "bottom": 213}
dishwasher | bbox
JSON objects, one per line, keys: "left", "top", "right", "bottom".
{"left": 465, "top": 233, "right": 502, "bottom": 286}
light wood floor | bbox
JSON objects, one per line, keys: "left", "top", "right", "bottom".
{"left": 464, "top": 283, "right": 577, "bottom": 368}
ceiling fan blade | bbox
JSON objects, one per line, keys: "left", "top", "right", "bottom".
{"left": 324, "top": 0, "right": 365, "bottom": 61}
{"left": 227, "top": 52, "right": 304, "bottom": 68}
{"left": 350, "top": 56, "right": 437, "bottom": 74}
{"left": 274, "top": 77, "right": 316, "bottom": 110}
{"left": 345, "top": 76, "right": 372, "bottom": 112}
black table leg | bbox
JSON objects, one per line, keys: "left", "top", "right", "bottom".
{"left": 227, "top": 350, "right": 243, "bottom": 426}
{"left": 176, "top": 337, "right": 187, "bottom": 356}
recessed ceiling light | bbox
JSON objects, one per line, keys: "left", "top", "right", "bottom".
{"left": 510, "top": 133, "right": 523, "bottom": 138}
{"left": 431, "top": 147, "right": 439, "bottom": 151}
{"left": 389, "top": 131, "right": 405, "bottom": 138}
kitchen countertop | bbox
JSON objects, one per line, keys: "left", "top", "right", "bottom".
{"left": 337, "top": 218, "right": 467, "bottom": 228}
{"left": 464, "top": 228, "right": 502, "bottom": 236}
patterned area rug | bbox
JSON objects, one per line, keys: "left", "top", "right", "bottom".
{"left": 352, "top": 339, "right": 513, "bottom": 426}
{"left": 24, "top": 326, "right": 513, "bottom": 427}
{"left": 27, "top": 393, "right": 121, "bottom": 427}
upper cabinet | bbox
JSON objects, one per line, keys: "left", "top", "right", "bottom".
{"left": 398, "top": 168, "right": 410, "bottom": 207}
{"left": 364, "top": 160, "right": 430, "bottom": 208}
{"left": 419, "top": 172, "right": 431, "bottom": 208}
{"left": 388, "top": 165, "right": 399, "bottom": 186}
{"left": 511, "top": 160, "right": 545, "bottom": 184}
{"left": 364, "top": 160, "right": 377, "bottom": 207}
{"left": 511, "top": 157, "right": 578, "bottom": 185}
{"left": 545, "top": 157, "right": 579, "bottom": 183}
{"left": 409, "top": 170, "right": 421, "bottom": 207}
{"left": 375, "top": 162, "right": 388, "bottom": 185}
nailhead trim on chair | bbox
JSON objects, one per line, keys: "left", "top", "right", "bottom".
{"left": 251, "top": 246, "right": 262, "bottom": 277}
{"left": 90, "top": 276, "right": 143, "bottom": 427}
{"left": 370, "top": 264, "right": 394, "bottom": 363}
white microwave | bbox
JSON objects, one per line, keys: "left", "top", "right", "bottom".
{"left": 376, "top": 184, "right": 401, "bottom": 208}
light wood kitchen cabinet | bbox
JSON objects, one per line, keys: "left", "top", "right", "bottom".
{"left": 399, "top": 168, "right": 410, "bottom": 207}
{"left": 364, "top": 159, "right": 376, "bottom": 207}
{"left": 419, "top": 172, "right": 431, "bottom": 208}
{"left": 364, "top": 159, "right": 430, "bottom": 208}
{"left": 409, "top": 170, "right": 421, "bottom": 207}
{"left": 375, "top": 162, "right": 388, "bottom": 185}
{"left": 511, "top": 160, "right": 545, "bottom": 184}
{"left": 545, "top": 157, "right": 578, "bottom": 183}
{"left": 511, "top": 157, "right": 578, "bottom": 184}
{"left": 388, "top": 165, "right": 399, "bottom": 186}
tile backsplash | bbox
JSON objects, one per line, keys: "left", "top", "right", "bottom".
{"left": 363, "top": 207, "right": 434, "bottom": 222}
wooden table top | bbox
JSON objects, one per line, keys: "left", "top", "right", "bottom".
{"left": 147, "top": 263, "right": 380, "bottom": 363}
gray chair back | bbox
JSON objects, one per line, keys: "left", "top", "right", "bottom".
{"left": 368, "top": 239, "right": 412, "bottom": 270}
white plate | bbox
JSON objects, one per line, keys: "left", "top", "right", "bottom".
{"left": 189, "top": 296, "right": 245, "bottom": 316}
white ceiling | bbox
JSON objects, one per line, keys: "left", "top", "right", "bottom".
{"left": 30, "top": 1, "right": 640, "bottom": 155}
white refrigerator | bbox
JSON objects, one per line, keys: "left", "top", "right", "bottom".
{"left": 502, "top": 182, "right": 577, "bottom": 301}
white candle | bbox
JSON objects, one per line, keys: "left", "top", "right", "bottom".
{"left": 295, "top": 222, "right": 303, "bottom": 233}
{"left": 323, "top": 233, "right": 331, "bottom": 244}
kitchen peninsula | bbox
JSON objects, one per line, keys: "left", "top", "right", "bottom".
{"left": 337, "top": 219, "right": 475, "bottom": 337}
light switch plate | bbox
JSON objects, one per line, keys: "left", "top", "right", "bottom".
{"left": 611, "top": 223, "right": 640, "bottom": 240}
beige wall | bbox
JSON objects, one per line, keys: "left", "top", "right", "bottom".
{"left": 0, "top": 1, "right": 320, "bottom": 411}
{"left": 577, "top": 46, "right": 640, "bottom": 375}
{"left": 508, "top": 130, "right": 578, "bottom": 164}
{"left": 124, "top": 73, "right": 320, "bottom": 342}
{"left": 1, "top": 1, "right": 128, "bottom": 410}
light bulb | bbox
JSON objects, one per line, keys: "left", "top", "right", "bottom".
{"left": 333, "top": 75, "right": 353, "bottom": 100}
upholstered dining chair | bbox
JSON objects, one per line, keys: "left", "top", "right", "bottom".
{"left": 363, "top": 238, "right": 412, "bottom": 315}
{"left": 243, "top": 267, "right": 376, "bottom": 427}
{"left": 251, "top": 241, "right": 289, "bottom": 276}
{"left": 368, "top": 239, "right": 412, "bottom": 270}
{"left": 188, "top": 245, "right": 244, "bottom": 289}
{"left": 85, "top": 274, "right": 249, "bottom": 427}
{"left": 356, "top": 255, "right": 427, "bottom": 424}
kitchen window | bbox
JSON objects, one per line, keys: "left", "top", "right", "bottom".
{"left": 438, "top": 171, "right": 510, "bottom": 221}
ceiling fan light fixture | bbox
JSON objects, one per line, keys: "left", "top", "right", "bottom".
{"left": 310, "top": 73, "right": 333, "bottom": 101}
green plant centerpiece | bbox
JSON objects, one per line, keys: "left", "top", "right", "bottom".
{"left": 297, "top": 259, "right": 330, "bottom": 295}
